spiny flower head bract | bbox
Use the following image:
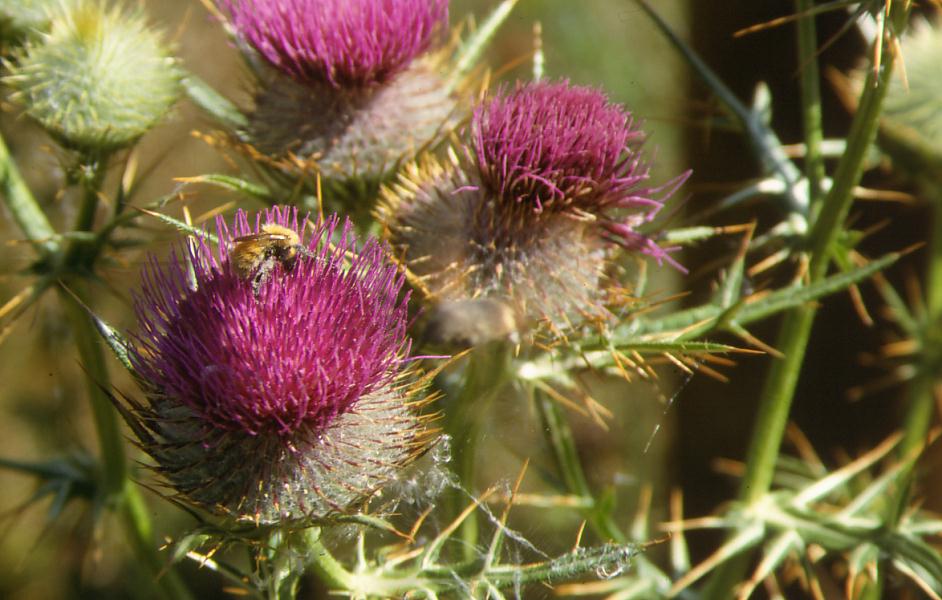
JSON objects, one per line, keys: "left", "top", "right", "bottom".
{"left": 125, "top": 207, "right": 435, "bottom": 524}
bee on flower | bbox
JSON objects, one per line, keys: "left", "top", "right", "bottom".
{"left": 122, "top": 207, "right": 437, "bottom": 525}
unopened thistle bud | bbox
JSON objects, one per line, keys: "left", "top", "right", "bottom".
{"left": 4, "top": 1, "right": 180, "bottom": 153}
{"left": 124, "top": 207, "right": 435, "bottom": 525}
{"left": 217, "top": 0, "right": 458, "bottom": 182}
{"left": 380, "top": 81, "right": 689, "bottom": 339}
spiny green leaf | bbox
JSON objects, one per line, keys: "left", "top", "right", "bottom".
{"left": 732, "top": 252, "right": 901, "bottom": 326}
{"left": 58, "top": 283, "right": 135, "bottom": 373}
{"left": 883, "top": 532, "right": 942, "bottom": 590}
{"left": 138, "top": 209, "right": 218, "bottom": 245}
{"left": 181, "top": 72, "right": 247, "bottom": 130}
{"left": 449, "top": 0, "right": 519, "bottom": 91}
{"left": 480, "top": 542, "right": 642, "bottom": 588}
{"left": 168, "top": 532, "right": 213, "bottom": 565}
{"left": 738, "top": 531, "right": 803, "bottom": 600}
{"left": 715, "top": 252, "right": 747, "bottom": 309}
{"left": 333, "top": 514, "right": 402, "bottom": 535}
{"left": 637, "top": 250, "right": 901, "bottom": 339}
{"left": 661, "top": 226, "right": 726, "bottom": 245}
{"left": 790, "top": 433, "right": 899, "bottom": 508}
{"left": 178, "top": 173, "right": 272, "bottom": 202}
{"left": 872, "top": 271, "right": 920, "bottom": 336}
{"left": 633, "top": 0, "right": 805, "bottom": 214}
{"left": 0, "top": 453, "right": 98, "bottom": 521}
{"left": 838, "top": 458, "right": 912, "bottom": 518}
{"left": 578, "top": 340, "right": 750, "bottom": 357}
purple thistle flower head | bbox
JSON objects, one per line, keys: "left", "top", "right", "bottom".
{"left": 380, "top": 81, "right": 691, "bottom": 339}
{"left": 221, "top": 0, "right": 459, "bottom": 183}
{"left": 472, "top": 81, "right": 689, "bottom": 265}
{"left": 218, "top": 0, "right": 449, "bottom": 88}
{"left": 126, "top": 207, "right": 435, "bottom": 524}
{"left": 474, "top": 81, "right": 644, "bottom": 211}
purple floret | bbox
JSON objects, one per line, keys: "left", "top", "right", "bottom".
{"left": 472, "top": 81, "right": 690, "bottom": 266}
{"left": 131, "top": 207, "right": 410, "bottom": 437}
{"left": 219, "top": 0, "right": 449, "bottom": 88}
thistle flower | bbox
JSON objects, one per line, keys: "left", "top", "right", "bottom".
{"left": 380, "top": 81, "right": 689, "bottom": 338}
{"left": 124, "top": 207, "right": 435, "bottom": 525}
{"left": 217, "top": 0, "right": 458, "bottom": 181}
{"left": 4, "top": 1, "right": 180, "bottom": 153}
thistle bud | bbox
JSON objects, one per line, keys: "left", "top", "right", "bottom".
{"left": 125, "top": 207, "right": 435, "bottom": 525}
{"left": 4, "top": 1, "right": 180, "bottom": 152}
{"left": 217, "top": 0, "right": 458, "bottom": 182}
{"left": 380, "top": 81, "right": 689, "bottom": 338}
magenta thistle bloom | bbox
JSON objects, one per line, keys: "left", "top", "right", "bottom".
{"left": 219, "top": 0, "right": 448, "bottom": 88}
{"left": 380, "top": 81, "right": 690, "bottom": 339}
{"left": 217, "top": 0, "right": 459, "bottom": 181}
{"left": 472, "top": 81, "right": 689, "bottom": 264}
{"left": 125, "top": 207, "right": 435, "bottom": 524}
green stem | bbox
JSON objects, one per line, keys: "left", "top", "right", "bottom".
{"left": 795, "top": 0, "right": 826, "bottom": 207}
{"left": 64, "top": 156, "right": 109, "bottom": 269}
{"left": 0, "top": 132, "right": 59, "bottom": 257}
{"left": 927, "top": 195, "right": 942, "bottom": 326}
{"left": 535, "top": 390, "right": 626, "bottom": 543}
{"left": 305, "top": 530, "right": 429, "bottom": 596}
{"left": 860, "top": 193, "right": 942, "bottom": 600}
{"left": 121, "top": 482, "right": 194, "bottom": 600}
{"left": 445, "top": 344, "right": 513, "bottom": 559}
{"left": 264, "top": 530, "right": 306, "bottom": 600}
{"left": 61, "top": 287, "right": 193, "bottom": 599}
{"left": 60, "top": 287, "right": 126, "bottom": 496}
{"left": 703, "top": 6, "right": 907, "bottom": 599}
{"left": 305, "top": 531, "right": 357, "bottom": 592}
{"left": 897, "top": 194, "right": 942, "bottom": 459}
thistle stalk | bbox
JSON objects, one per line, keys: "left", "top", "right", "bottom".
{"left": 59, "top": 222, "right": 193, "bottom": 600}
{"left": 897, "top": 193, "right": 942, "bottom": 473}
{"left": 305, "top": 530, "right": 358, "bottom": 592}
{"left": 535, "top": 390, "right": 626, "bottom": 543}
{"left": 704, "top": 5, "right": 910, "bottom": 598}
{"left": 863, "top": 189, "right": 942, "bottom": 600}
{"left": 59, "top": 286, "right": 126, "bottom": 496}
{"left": 446, "top": 344, "right": 513, "bottom": 558}
{"left": 0, "top": 133, "right": 59, "bottom": 257}
{"left": 795, "top": 0, "right": 825, "bottom": 207}
{"left": 63, "top": 154, "right": 109, "bottom": 268}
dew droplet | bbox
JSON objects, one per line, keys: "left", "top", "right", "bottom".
{"left": 432, "top": 434, "right": 452, "bottom": 464}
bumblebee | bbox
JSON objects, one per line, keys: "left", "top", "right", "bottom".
{"left": 421, "top": 297, "right": 520, "bottom": 348}
{"left": 229, "top": 224, "right": 311, "bottom": 294}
